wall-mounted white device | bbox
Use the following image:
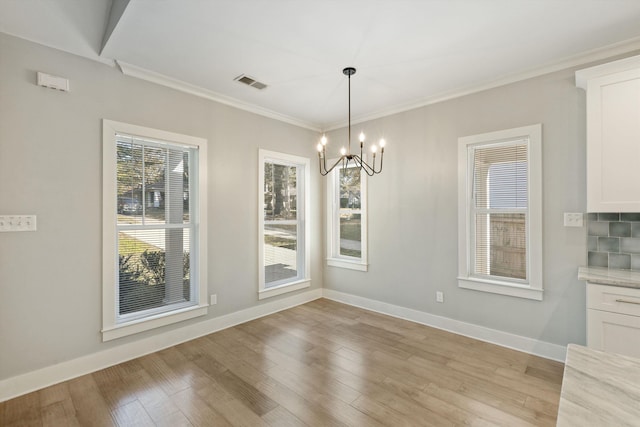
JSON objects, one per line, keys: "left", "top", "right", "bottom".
{"left": 37, "top": 72, "right": 69, "bottom": 92}
{"left": 0, "top": 215, "right": 37, "bottom": 232}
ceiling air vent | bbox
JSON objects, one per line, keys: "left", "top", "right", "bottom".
{"left": 234, "top": 74, "right": 268, "bottom": 90}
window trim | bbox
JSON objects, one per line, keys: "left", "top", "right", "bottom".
{"left": 102, "top": 120, "right": 208, "bottom": 341}
{"left": 258, "top": 149, "right": 311, "bottom": 300}
{"left": 326, "top": 161, "right": 368, "bottom": 271}
{"left": 457, "top": 124, "right": 543, "bottom": 300}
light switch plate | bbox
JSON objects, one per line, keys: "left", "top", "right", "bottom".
{"left": 0, "top": 215, "right": 37, "bottom": 232}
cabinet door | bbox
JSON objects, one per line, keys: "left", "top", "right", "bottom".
{"left": 587, "top": 68, "right": 640, "bottom": 212}
{"left": 587, "top": 309, "right": 640, "bottom": 358}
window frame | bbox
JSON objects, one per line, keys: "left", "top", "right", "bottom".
{"left": 102, "top": 120, "right": 208, "bottom": 341}
{"left": 457, "top": 124, "right": 543, "bottom": 300}
{"left": 326, "top": 161, "right": 368, "bottom": 271}
{"left": 258, "top": 149, "right": 311, "bottom": 300}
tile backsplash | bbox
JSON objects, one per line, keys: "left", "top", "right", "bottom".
{"left": 587, "top": 213, "right": 640, "bottom": 270}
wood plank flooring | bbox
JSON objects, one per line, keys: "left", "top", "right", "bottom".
{"left": 0, "top": 299, "right": 564, "bottom": 426}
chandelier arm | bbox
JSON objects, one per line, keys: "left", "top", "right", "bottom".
{"left": 356, "top": 155, "right": 376, "bottom": 176}
{"left": 369, "top": 152, "right": 384, "bottom": 175}
{"left": 322, "top": 156, "right": 347, "bottom": 175}
{"left": 318, "top": 147, "right": 331, "bottom": 175}
{"left": 375, "top": 151, "right": 384, "bottom": 174}
{"left": 352, "top": 155, "right": 363, "bottom": 169}
{"left": 318, "top": 154, "right": 330, "bottom": 176}
{"left": 362, "top": 164, "right": 375, "bottom": 177}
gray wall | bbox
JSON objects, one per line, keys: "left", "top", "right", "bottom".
{"left": 323, "top": 67, "right": 590, "bottom": 347}
{"left": 0, "top": 33, "right": 322, "bottom": 381}
{"left": 2, "top": 30, "right": 625, "bottom": 381}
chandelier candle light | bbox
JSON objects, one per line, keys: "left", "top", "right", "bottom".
{"left": 317, "top": 67, "right": 386, "bottom": 176}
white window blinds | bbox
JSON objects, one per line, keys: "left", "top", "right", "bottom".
{"left": 116, "top": 133, "right": 198, "bottom": 321}
{"left": 471, "top": 140, "right": 528, "bottom": 281}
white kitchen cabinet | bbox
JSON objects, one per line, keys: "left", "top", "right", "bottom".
{"left": 587, "top": 282, "right": 640, "bottom": 358}
{"left": 576, "top": 55, "right": 640, "bottom": 212}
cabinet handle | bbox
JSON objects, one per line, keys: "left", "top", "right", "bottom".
{"left": 615, "top": 298, "right": 640, "bottom": 305}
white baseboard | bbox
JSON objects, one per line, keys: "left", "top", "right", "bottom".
{"left": 322, "top": 289, "right": 567, "bottom": 362}
{"left": 0, "top": 288, "right": 322, "bottom": 403}
{"left": 1, "top": 287, "right": 567, "bottom": 402}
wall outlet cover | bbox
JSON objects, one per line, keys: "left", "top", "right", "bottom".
{"left": 564, "top": 212, "right": 584, "bottom": 227}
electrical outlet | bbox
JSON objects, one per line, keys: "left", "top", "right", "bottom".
{"left": 436, "top": 291, "right": 444, "bottom": 303}
{"left": 210, "top": 294, "right": 217, "bottom": 305}
{"left": 563, "top": 212, "right": 584, "bottom": 227}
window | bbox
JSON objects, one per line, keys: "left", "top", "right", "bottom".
{"left": 457, "top": 124, "right": 542, "bottom": 300}
{"left": 258, "top": 149, "right": 310, "bottom": 299}
{"left": 102, "top": 120, "right": 208, "bottom": 341}
{"left": 327, "top": 163, "right": 368, "bottom": 271}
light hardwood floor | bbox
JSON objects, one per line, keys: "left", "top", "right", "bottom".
{"left": 0, "top": 299, "right": 564, "bottom": 426}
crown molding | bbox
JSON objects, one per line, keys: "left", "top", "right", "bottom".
{"left": 116, "top": 61, "right": 322, "bottom": 132}
{"left": 116, "top": 34, "right": 640, "bottom": 133}
{"left": 575, "top": 53, "right": 640, "bottom": 89}
{"left": 6, "top": 30, "right": 640, "bottom": 134}
{"left": 322, "top": 35, "right": 640, "bottom": 131}
{"left": 2, "top": 30, "right": 116, "bottom": 67}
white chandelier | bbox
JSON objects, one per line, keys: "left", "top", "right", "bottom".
{"left": 317, "top": 67, "right": 386, "bottom": 176}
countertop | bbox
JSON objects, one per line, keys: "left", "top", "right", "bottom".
{"left": 578, "top": 266, "right": 640, "bottom": 288}
{"left": 557, "top": 344, "right": 640, "bottom": 426}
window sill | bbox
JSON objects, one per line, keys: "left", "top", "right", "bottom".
{"left": 458, "top": 277, "right": 543, "bottom": 301}
{"left": 327, "top": 258, "right": 368, "bottom": 272}
{"left": 259, "top": 279, "right": 310, "bottom": 300}
{"left": 102, "top": 304, "right": 209, "bottom": 341}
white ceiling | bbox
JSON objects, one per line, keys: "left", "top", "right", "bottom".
{"left": 3, "top": 0, "right": 640, "bottom": 131}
